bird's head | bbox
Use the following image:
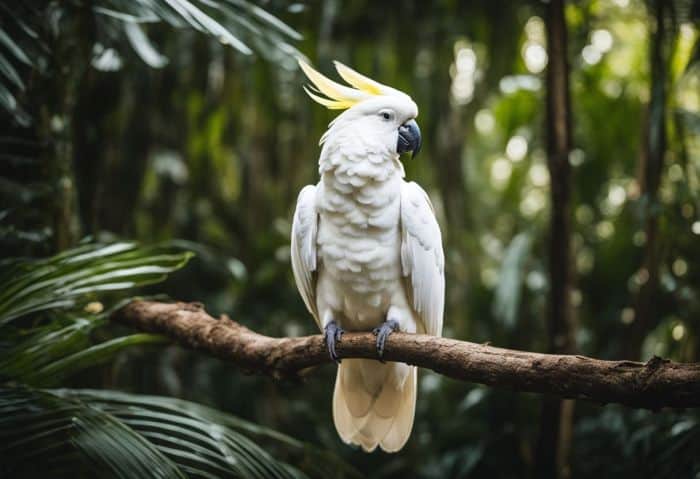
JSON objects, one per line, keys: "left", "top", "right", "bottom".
{"left": 299, "top": 60, "right": 422, "bottom": 159}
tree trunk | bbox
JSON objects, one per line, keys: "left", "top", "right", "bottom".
{"left": 535, "top": 0, "right": 576, "bottom": 477}
{"left": 42, "top": 4, "right": 96, "bottom": 251}
{"left": 627, "top": 0, "right": 671, "bottom": 360}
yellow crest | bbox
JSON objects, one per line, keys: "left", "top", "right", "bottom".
{"left": 298, "top": 59, "right": 398, "bottom": 110}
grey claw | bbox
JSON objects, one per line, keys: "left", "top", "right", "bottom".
{"left": 324, "top": 321, "right": 344, "bottom": 364}
{"left": 373, "top": 319, "right": 399, "bottom": 360}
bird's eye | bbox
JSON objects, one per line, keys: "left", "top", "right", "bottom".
{"left": 380, "top": 111, "right": 392, "bottom": 121}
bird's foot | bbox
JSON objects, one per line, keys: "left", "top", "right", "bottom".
{"left": 373, "top": 319, "right": 399, "bottom": 360}
{"left": 324, "top": 320, "right": 344, "bottom": 364}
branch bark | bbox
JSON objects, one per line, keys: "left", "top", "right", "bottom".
{"left": 112, "top": 300, "right": 700, "bottom": 409}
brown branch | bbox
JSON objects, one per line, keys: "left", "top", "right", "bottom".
{"left": 112, "top": 300, "right": 700, "bottom": 410}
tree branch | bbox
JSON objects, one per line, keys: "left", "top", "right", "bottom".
{"left": 112, "top": 300, "right": 700, "bottom": 409}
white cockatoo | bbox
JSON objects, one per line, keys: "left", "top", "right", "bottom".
{"left": 291, "top": 60, "right": 445, "bottom": 453}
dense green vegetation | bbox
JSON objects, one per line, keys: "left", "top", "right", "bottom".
{"left": 1, "top": 0, "right": 699, "bottom": 477}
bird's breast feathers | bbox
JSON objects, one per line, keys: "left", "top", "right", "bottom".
{"left": 315, "top": 150, "right": 408, "bottom": 328}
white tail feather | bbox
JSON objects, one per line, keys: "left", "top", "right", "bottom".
{"left": 332, "top": 359, "right": 417, "bottom": 453}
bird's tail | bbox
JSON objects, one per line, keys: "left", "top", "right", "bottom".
{"left": 332, "top": 358, "right": 416, "bottom": 453}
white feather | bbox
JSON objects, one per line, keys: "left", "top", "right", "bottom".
{"left": 400, "top": 182, "right": 445, "bottom": 337}
{"left": 290, "top": 185, "right": 319, "bottom": 327}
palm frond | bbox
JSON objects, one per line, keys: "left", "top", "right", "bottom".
{"left": 0, "top": 387, "right": 311, "bottom": 479}
{"left": 0, "top": 313, "right": 100, "bottom": 382}
{"left": 95, "top": 0, "right": 302, "bottom": 56}
{"left": 63, "top": 389, "right": 363, "bottom": 479}
{"left": 0, "top": 3, "right": 41, "bottom": 126}
{"left": 0, "top": 388, "right": 187, "bottom": 478}
{"left": 0, "top": 241, "right": 193, "bottom": 324}
{"left": 24, "top": 333, "right": 168, "bottom": 386}
{"left": 0, "top": 242, "right": 191, "bottom": 386}
{"left": 1, "top": 0, "right": 302, "bottom": 125}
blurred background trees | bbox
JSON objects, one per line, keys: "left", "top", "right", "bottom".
{"left": 1, "top": 0, "right": 699, "bottom": 477}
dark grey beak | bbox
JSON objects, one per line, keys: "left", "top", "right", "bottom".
{"left": 397, "top": 119, "right": 422, "bottom": 158}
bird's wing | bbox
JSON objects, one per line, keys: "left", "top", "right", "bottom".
{"left": 400, "top": 181, "right": 445, "bottom": 337}
{"left": 291, "top": 184, "right": 320, "bottom": 327}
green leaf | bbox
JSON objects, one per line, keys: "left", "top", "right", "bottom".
{"left": 93, "top": 6, "right": 160, "bottom": 23}
{"left": 1, "top": 387, "right": 315, "bottom": 479}
{"left": 0, "top": 242, "right": 193, "bottom": 324}
{"left": 0, "top": 80, "right": 15, "bottom": 110}
{"left": 0, "top": 27, "right": 33, "bottom": 66}
{"left": 0, "top": 388, "right": 186, "bottom": 478}
{"left": 0, "top": 51, "right": 24, "bottom": 90}
{"left": 26, "top": 334, "right": 168, "bottom": 386}
{"left": 246, "top": 2, "right": 302, "bottom": 41}
{"left": 162, "top": 0, "right": 253, "bottom": 54}
{"left": 124, "top": 22, "right": 169, "bottom": 68}
{"left": 222, "top": 0, "right": 301, "bottom": 40}
{"left": 0, "top": 315, "right": 95, "bottom": 381}
{"left": 66, "top": 389, "right": 361, "bottom": 479}
{"left": 492, "top": 232, "right": 532, "bottom": 329}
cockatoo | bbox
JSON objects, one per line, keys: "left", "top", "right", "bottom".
{"left": 291, "top": 60, "right": 445, "bottom": 453}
